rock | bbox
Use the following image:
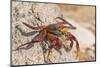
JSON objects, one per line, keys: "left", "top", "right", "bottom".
{"left": 12, "top": 1, "right": 95, "bottom": 65}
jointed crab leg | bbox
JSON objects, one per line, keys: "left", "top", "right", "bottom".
{"left": 13, "top": 41, "right": 35, "bottom": 51}
{"left": 14, "top": 30, "right": 47, "bottom": 51}
{"left": 55, "top": 17, "right": 76, "bottom": 29}
{"left": 46, "top": 33, "right": 64, "bottom": 62}
{"left": 16, "top": 25, "right": 38, "bottom": 36}
{"left": 23, "top": 22, "right": 45, "bottom": 30}
{"left": 47, "top": 33, "right": 63, "bottom": 48}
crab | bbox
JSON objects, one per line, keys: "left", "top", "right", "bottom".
{"left": 14, "top": 17, "right": 80, "bottom": 63}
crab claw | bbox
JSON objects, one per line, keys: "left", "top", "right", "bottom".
{"left": 65, "top": 32, "right": 80, "bottom": 58}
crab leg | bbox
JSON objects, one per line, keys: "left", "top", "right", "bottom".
{"left": 14, "top": 30, "right": 47, "bottom": 51}
{"left": 55, "top": 17, "right": 76, "bottom": 29}
{"left": 13, "top": 41, "right": 35, "bottom": 51}
{"left": 23, "top": 22, "right": 45, "bottom": 30}
{"left": 16, "top": 25, "right": 38, "bottom": 36}
{"left": 47, "top": 40, "right": 60, "bottom": 63}
{"left": 46, "top": 33, "right": 64, "bottom": 63}
{"left": 47, "top": 33, "right": 63, "bottom": 48}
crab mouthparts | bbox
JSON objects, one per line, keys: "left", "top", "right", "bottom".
{"left": 60, "top": 28, "right": 69, "bottom": 33}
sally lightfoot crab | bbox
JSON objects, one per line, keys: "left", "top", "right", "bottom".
{"left": 14, "top": 17, "right": 80, "bottom": 63}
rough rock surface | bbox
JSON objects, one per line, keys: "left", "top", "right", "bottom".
{"left": 12, "top": 1, "right": 95, "bottom": 65}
